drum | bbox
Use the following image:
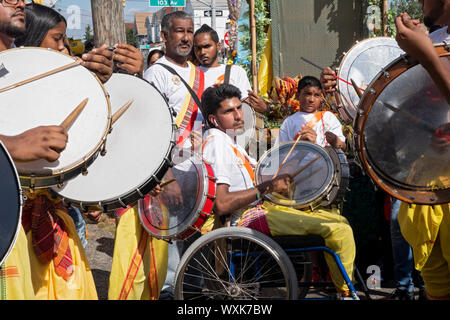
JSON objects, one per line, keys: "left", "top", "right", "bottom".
{"left": 138, "top": 154, "right": 216, "bottom": 240}
{"left": 51, "top": 73, "right": 176, "bottom": 212}
{"left": 0, "top": 141, "right": 23, "bottom": 266}
{"left": 337, "top": 37, "right": 404, "bottom": 122}
{"left": 0, "top": 47, "right": 111, "bottom": 189}
{"left": 236, "top": 102, "right": 265, "bottom": 149}
{"left": 255, "top": 141, "right": 349, "bottom": 210}
{"left": 354, "top": 43, "right": 450, "bottom": 205}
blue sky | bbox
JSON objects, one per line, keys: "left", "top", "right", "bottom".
{"left": 54, "top": 0, "right": 160, "bottom": 39}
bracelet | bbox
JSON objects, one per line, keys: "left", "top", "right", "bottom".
{"left": 256, "top": 192, "right": 261, "bottom": 201}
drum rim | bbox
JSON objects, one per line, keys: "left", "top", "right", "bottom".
{"left": 50, "top": 73, "right": 177, "bottom": 211}
{"left": 138, "top": 154, "right": 214, "bottom": 240}
{"left": 337, "top": 37, "right": 403, "bottom": 121}
{"left": 353, "top": 42, "right": 450, "bottom": 204}
{"left": 320, "top": 146, "right": 350, "bottom": 207}
{"left": 255, "top": 141, "right": 336, "bottom": 209}
{"left": 0, "top": 47, "right": 113, "bottom": 189}
{"left": 0, "top": 141, "right": 23, "bottom": 267}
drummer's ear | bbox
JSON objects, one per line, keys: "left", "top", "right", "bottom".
{"left": 208, "top": 114, "right": 218, "bottom": 128}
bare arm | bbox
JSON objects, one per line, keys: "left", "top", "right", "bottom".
{"left": 0, "top": 125, "right": 68, "bottom": 162}
{"left": 395, "top": 13, "right": 450, "bottom": 104}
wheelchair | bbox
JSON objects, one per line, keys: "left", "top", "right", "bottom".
{"left": 173, "top": 226, "right": 370, "bottom": 300}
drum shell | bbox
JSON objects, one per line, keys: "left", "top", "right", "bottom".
{"left": 0, "top": 142, "right": 23, "bottom": 267}
{"left": 354, "top": 44, "right": 450, "bottom": 205}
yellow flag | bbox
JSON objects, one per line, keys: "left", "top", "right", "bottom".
{"left": 257, "top": 25, "right": 273, "bottom": 98}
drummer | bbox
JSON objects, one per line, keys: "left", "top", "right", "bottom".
{"left": 275, "top": 75, "right": 347, "bottom": 151}
{"left": 393, "top": 7, "right": 450, "bottom": 300}
{"left": 201, "top": 83, "right": 357, "bottom": 298}
{"left": 193, "top": 24, "right": 267, "bottom": 113}
{"left": 1, "top": 2, "right": 113, "bottom": 300}
{"left": 108, "top": 11, "right": 204, "bottom": 301}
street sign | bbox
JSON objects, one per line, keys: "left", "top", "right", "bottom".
{"left": 149, "top": 0, "right": 186, "bottom": 7}
{"left": 204, "top": 10, "right": 223, "bottom": 17}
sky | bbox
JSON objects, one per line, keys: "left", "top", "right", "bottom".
{"left": 53, "top": 0, "right": 161, "bottom": 40}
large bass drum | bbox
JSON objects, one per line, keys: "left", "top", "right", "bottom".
{"left": 0, "top": 142, "right": 23, "bottom": 267}
{"left": 336, "top": 37, "right": 404, "bottom": 122}
{"left": 255, "top": 141, "right": 349, "bottom": 210}
{"left": 0, "top": 47, "right": 111, "bottom": 189}
{"left": 52, "top": 73, "right": 176, "bottom": 212}
{"left": 354, "top": 43, "right": 450, "bottom": 205}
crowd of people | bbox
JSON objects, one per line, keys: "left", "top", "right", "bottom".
{"left": 0, "top": 0, "right": 448, "bottom": 301}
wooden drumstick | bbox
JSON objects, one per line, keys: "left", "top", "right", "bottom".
{"left": 291, "top": 155, "right": 321, "bottom": 179}
{"left": 272, "top": 133, "right": 303, "bottom": 179}
{"left": 160, "top": 178, "right": 177, "bottom": 188}
{"left": 111, "top": 99, "right": 134, "bottom": 125}
{"left": 350, "top": 78, "right": 364, "bottom": 98}
{"left": 0, "top": 58, "right": 82, "bottom": 94}
{"left": 60, "top": 98, "right": 89, "bottom": 130}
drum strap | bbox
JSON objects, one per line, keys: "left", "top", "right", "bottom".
{"left": 294, "top": 111, "right": 326, "bottom": 140}
{"left": 224, "top": 64, "right": 232, "bottom": 85}
{"left": 155, "top": 62, "right": 205, "bottom": 147}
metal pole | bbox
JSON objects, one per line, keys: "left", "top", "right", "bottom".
{"left": 211, "top": 0, "right": 216, "bottom": 30}
{"left": 249, "top": 0, "right": 258, "bottom": 92}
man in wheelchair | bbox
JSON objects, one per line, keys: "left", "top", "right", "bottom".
{"left": 200, "top": 83, "right": 357, "bottom": 298}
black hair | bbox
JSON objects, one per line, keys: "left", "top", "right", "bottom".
{"left": 297, "top": 75, "right": 322, "bottom": 93}
{"left": 194, "top": 24, "right": 219, "bottom": 43}
{"left": 161, "top": 11, "right": 192, "bottom": 36}
{"left": 15, "top": 3, "right": 66, "bottom": 47}
{"left": 147, "top": 49, "right": 165, "bottom": 66}
{"left": 202, "top": 84, "right": 242, "bottom": 126}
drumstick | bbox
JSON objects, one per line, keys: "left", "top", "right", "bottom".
{"left": 111, "top": 99, "right": 134, "bottom": 125}
{"left": 160, "top": 178, "right": 177, "bottom": 188}
{"left": 0, "top": 58, "right": 82, "bottom": 94}
{"left": 272, "top": 133, "right": 303, "bottom": 179}
{"left": 291, "top": 155, "right": 321, "bottom": 179}
{"left": 60, "top": 98, "right": 89, "bottom": 130}
{"left": 300, "top": 57, "right": 365, "bottom": 91}
{"left": 383, "top": 102, "right": 436, "bottom": 133}
{"left": 350, "top": 78, "right": 364, "bottom": 98}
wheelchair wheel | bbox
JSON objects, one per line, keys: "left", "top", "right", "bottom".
{"left": 174, "top": 227, "right": 298, "bottom": 300}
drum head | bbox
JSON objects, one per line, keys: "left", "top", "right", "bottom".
{"left": 139, "top": 155, "right": 207, "bottom": 239}
{"left": 52, "top": 73, "right": 175, "bottom": 212}
{"left": 338, "top": 37, "right": 404, "bottom": 121}
{"left": 0, "top": 142, "right": 22, "bottom": 266}
{"left": 0, "top": 47, "right": 110, "bottom": 183}
{"left": 355, "top": 44, "right": 450, "bottom": 204}
{"left": 255, "top": 141, "right": 335, "bottom": 209}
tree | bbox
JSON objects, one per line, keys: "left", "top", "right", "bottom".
{"left": 126, "top": 26, "right": 136, "bottom": 47}
{"left": 84, "top": 25, "right": 94, "bottom": 42}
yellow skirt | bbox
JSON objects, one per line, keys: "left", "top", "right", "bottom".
{"left": 25, "top": 207, "right": 98, "bottom": 300}
{"left": 1, "top": 225, "right": 35, "bottom": 300}
{"left": 398, "top": 203, "right": 450, "bottom": 299}
{"left": 108, "top": 205, "right": 168, "bottom": 300}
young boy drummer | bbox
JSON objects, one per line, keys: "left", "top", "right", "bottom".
{"left": 201, "top": 83, "right": 357, "bottom": 298}
{"left": 275, "top": 76, "right": 346, "bottom": 151}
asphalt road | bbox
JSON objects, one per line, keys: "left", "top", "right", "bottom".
{"left": 84, "top": 216, "right": 413, "bottom": 301}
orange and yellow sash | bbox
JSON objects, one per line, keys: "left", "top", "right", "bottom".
{"left": 294, "top": 111, "right": 326, "bottom": 140}
{"left": 176, "top": 62, "right": 205, "bottom": 147}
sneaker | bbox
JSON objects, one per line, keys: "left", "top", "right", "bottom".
{"left": 386, "top": 288, "right": 414, "bottom": 300}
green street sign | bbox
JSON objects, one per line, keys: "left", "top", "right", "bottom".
{"left": 149, "top": 0, "right": 186, "bottom": 7}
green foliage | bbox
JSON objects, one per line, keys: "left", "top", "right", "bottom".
{"left": 83, "top": 25, "right": 94, "bottom": 42}
{"left": 126, "top": 26, "right": 136, "bottom": 47}
{"left": 366, "top": 0, "right": 423, "bottom": 37}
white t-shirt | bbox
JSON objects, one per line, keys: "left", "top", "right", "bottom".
{"left": 199, "top": 64, "right": 252, "bottom": 99}
{"left": 143, "top": 56, "right": 204, "bottom": 129}
{"left": 429, "top": 26, "right": 450, "bottom": 43}
{"left": 202, "top": 128, "right": 255, "bottom": 192}
{"left": 275, "top": 111, "right": 345, "bottom": 147}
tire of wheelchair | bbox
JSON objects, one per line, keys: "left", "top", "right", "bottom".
{"left": 174, "top": 227, "right": 299, "bottom": 300}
